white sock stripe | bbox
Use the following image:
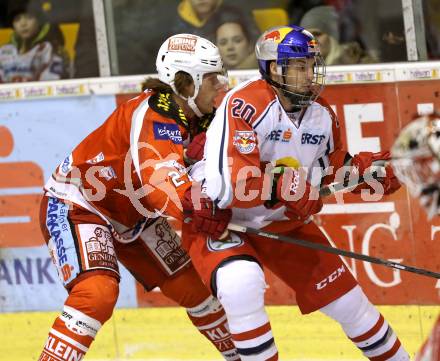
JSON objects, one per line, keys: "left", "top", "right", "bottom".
{"left": 63, "top": 306, "right": 102, "bottom": 325}
{"left": 49, "top": 328, "right": 89, "bottom": 353}
{"left": 364, "top": 332, "right": 397, "bottom": 358}
{"left": 197, "top": 314, "right": 228, "bottom": 331}
{"left": 187, "top": 296, "right": 222, "bottom": 317}
{"left": 233, "top": 329, "right": 274, "bottom": 349}
{"left": 354, "top": 320, "right": 390, "bottom": 349}
{"left": 59, "top": 306, "right": 101, "bottom": 338}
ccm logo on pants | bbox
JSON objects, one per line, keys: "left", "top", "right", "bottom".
{"left": 316, "top": 265, "right": 346, "bottom": 290}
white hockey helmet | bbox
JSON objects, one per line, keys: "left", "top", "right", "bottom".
{"left": 391, "top": 112, "right": 440, "bottom": 219}
{"left": 156, "top": 33, "right": 226, "bottom": 117}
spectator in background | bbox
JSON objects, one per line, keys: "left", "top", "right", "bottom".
{"left": 171, "top": 0, "right": 258, "bottom": 45}
{"left": 172, "top": 0, "right": 222, "bottom": 39}
{"left": 299, "top": 5, "right": 377, "bottom": 65}
{"left": 75, "top": 0, "right": 261, "bottom": 76}
{"left": 0, "top": 0, "right": 69, "bottom": 82}
{"left": 212, "top": 7, "right": 259, "bottom": 70}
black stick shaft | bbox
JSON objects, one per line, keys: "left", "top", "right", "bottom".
{"left": 227, "top": 223, "right": 440, "bottom": 279}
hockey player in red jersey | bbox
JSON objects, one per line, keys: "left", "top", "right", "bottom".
{"left": 37, "top": 33, "right": 238, "bottom": 361}
{"left": 184, "top": 26, "right": 407, "bottom": 360}
{"left": 391, "top": 112, "right": 440, "bottom": 361}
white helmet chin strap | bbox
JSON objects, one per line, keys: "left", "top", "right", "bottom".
{"left": 186, "top": 79, "right": 204, "bottom": 117}
{"left": 170, "top": 80, "right": 204, "bottom": 118}
{"left": 187, "top": 96, "right": 203, "bottom": 118}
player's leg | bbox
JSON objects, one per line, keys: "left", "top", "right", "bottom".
{"left": 255, "top": 221, "right": 409, "bottom": 360}
{"left": 216, "top": 259, "right": 278, "bottom": 361}
{"left": 187, "top": 226, "right": 279, "bottom": 361}
{"left": 320, "top": 286, "right": 409, "bottom": 360}
{"left": 38, "top": 196, "right": 120, "bottom": 360}
{"left": 116, "top": 217, "right": 240, "bottom": 360}
{"left": 39, "top": 274, "right": 119, "bottom": 361}
{"left": 160, "top": 264, "right": 240, "bottom": 361}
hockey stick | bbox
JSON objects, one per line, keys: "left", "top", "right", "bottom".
{"left": 227, "top": 222, "right": 440, "bottom": 279}
{"left": 319, "top": 160, "right": 387, "bottom": 197}
{"left": 226, "top": 161, "right": 440, "bottom": 279}
{"left": 320, "top": 175, "right": 367, "bottom": 196}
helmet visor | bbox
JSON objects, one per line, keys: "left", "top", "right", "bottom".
{"left": 274, "top": 55, "right": 325, "bottom": 106}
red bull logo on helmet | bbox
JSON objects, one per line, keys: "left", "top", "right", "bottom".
{"left": 263, "top": 27, "right": 294, "bottom": 44}
{"left": 264, "top": 30, "right": 281, "bottom": 41}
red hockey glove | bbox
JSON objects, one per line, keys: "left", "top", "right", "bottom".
{"left": 182, "top": 186, "right": 232, "bottom": 239}
{"left": 185, "top": 132, "right": 206, "bottom": 163}
{"left": 351, "top": 151, "right": 401, "bottom": 195}
{"left": 273, "top": 167, "right": 323, "bottom": 220}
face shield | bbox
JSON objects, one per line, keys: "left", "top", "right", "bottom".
{"left": 256, "top": 26, "right": 326, "bottom": 110}
{"left": 273, "top": 54, "right": 326, "bottom": 107}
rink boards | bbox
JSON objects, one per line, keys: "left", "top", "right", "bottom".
{"left": 1, "top": 62, "right": 440, "bottom": 312}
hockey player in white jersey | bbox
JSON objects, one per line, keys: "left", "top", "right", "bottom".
{"left": 391, "top": 112, "right": 440, "bottom": 361}
{"left": 184, "top": 25, "right": 408, "bottom": 360}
